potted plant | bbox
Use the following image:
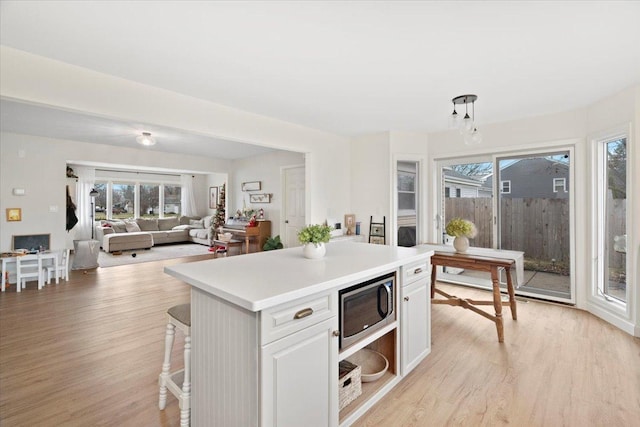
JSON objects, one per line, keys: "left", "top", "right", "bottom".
{"left": 263, "top": 235, "right": 284, "bottom": 251}
{"left": 445, "top": 218, "right": 477, "bottom": 253}
{"left": 297, "top": 224, "right": 332, "bottom": 259}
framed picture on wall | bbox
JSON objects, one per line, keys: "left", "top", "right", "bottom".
{"left": 209, "top": 187, "right": 218, "bottom": 209}
{"left": 249, "top": 193, "right": 271, "bottom": 203}
{"left": 6, "top": 208, "right": 21, "bottom": 222}
{"left": 241, "top": 181, "right": 261, "bottom": 191}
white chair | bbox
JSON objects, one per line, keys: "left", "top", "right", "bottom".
{"left": 46, "top": 249, "right": 70, "bottom": 285}
{"left": 158, "top": 303, "right": 191, "bottom": 427}
{"left": 16, "top": 255, "right": 44, "bottom": 291}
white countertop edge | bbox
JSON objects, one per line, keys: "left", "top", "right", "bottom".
{"left": 165, "top": 248, "right": 433, "bottom": 312}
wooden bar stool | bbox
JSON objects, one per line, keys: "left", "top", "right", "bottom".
{"left": 158, "top": 303, "right": 191, "bottom": 426}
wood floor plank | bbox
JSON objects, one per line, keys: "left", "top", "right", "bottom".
{"left": 1, "top": 256, "right": 639, "bottom": 427}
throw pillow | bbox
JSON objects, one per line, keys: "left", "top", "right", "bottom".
{"left": 189, "top": 219, "right": 204, "bottom": 229}
{"left": 124, "top": 220, "right": 141, "bottom": 233}
{"left": 180, "top": 215, "right": 201, "bottom": 226}
{"left": 172, "top": 224, "right": 192, "bottom": 230}
{"left": 110, "top": 221, "right": 127, "bottom": 233}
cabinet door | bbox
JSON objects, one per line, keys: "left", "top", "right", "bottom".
{"left": 261, "top": 316, "right": 339, "bottom": 427}
{"left": 401, "top": 278, "right": 430, "bottom": 376}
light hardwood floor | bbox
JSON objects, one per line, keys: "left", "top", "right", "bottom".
{"left": 1, "top": 256, "right": 639, "bottom": 426}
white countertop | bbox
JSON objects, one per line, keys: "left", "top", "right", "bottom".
{"left": 165, "top": 241, "right": 433, "bottom": 312}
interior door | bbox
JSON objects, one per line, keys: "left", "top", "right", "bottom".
{"left": 396, "top": 160, "right": 419, "bottom": 247}
{"left": 283, "top": 165, "right": 306, "bottom": 248}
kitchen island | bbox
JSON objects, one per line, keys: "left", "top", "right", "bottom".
{"left": 165, "top": 241, "right": 434, "bottom": 427}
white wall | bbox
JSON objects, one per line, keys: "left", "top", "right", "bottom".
{"left": 0, "top": 46, "right": 352, "bottom": 226}
{"left": 425, "top": 85, "right": 639, "bottom": 336}
{"left": 0, "top": 132, "right": 231, "bottom": 251}
{"left": 350, "top": 132, "right": 392, "bottom": 242}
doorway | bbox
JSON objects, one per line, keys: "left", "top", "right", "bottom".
{"left": 395, "top": 159, "right": 422, "bottom": 247}
{"left": 282, "top": 165, "right": 305, "bottom": 248}
{"left": 436, "top": 149, "right": 574, "bottom": 304}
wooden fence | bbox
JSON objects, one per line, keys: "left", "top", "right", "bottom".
{"left": 445, "top": 198, "right": 570, "bottom": 264}
{"left": 445, "top": 197, "right": 625, "bottom": 270}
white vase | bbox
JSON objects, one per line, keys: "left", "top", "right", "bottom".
{"left": 303, "top": 242, "right": 326, "bottom": 259}
{"left": 453, "top": 236, "right": 469, "bottom": 253}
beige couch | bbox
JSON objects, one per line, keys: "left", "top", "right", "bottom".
{"left": 96, "top": 215, "right": 215, "bottom": 252}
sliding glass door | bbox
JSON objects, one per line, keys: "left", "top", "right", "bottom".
{"left": 437, "top": 149, "right": 575, "bottom": 304}
{"left": 496, "top": 151, "right": 573, "bottom": 302}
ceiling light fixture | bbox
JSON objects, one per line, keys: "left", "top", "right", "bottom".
{"left": 136, "top": 131, "right": 156, "bottom": 146}
{"left": 450, "top": 94, "right": 482, "bottom": 145}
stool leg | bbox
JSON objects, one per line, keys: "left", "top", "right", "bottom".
{"left": 180, "top": 335, "right": 191, "bottom": 427}
{"left": 159, "top": 322, "right": 175, "bottom": 410}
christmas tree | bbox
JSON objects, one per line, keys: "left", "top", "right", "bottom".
{"left": 213, "top": 183, "right": 226, "bottom": 232}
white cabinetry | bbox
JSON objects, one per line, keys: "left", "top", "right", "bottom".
{"left": 400, "top": 259, "right": 431, "bottom": 375}
{"left": 261, "top": 316, "right": 338, "bottom": 427}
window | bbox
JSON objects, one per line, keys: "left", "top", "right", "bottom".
{"left": 111, "top": 182, "right": 135, "bottom": 219}
{"left": 455, "top": 188, "right": 461, "bottom": 198}
{"left": 501, "top": 180, "right": 511, "bottom": 194}
{"left": 397, "top": 170, "right": 416, "bottom": 214}
{"left": 93, "top": 182, "right": 108, "bottom": 220}
{"left": 596, "top": 136, "right": 627, "bottom": 305}
{"left": 444, "top": 187, "right": 450, "bottom": 198}
{"left": 140, "top": 184, "right": 160, "bottom": 218}
{"left": 553, "top": 178, "right": 566, "bottom": 193}
{"left": 164, "top": 185, "right": 181, "bottom": 216}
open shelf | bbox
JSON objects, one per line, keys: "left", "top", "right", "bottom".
{"left": 338, "top": 321, "right": 397, "bottom": 362}
{"left": 338, "top": 329, "right": 397, "bottom": 424}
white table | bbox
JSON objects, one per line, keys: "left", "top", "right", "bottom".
{"left": 1, "top": 252, "right": 59, "bottom": 292}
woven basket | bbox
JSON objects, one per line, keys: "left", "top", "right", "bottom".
{"left": 338, "top": 360, "right": 362, "bottom": 411}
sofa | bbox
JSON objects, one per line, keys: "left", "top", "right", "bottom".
{"left": 95, "top": 215, "right": 215, "bottom": 252}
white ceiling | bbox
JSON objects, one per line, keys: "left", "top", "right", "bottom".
{"left": 0, "top": 99, "right": 277, "bottom": 160}
{"left": 1, "top": 1, "right": 639, "bottom": 150}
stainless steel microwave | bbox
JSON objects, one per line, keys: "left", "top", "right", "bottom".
{"left": 339, "top": 272, "right": 396, "bottom": 349}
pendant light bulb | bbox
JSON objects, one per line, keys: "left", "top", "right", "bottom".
{"left": 450, "top": 106, "right": 460, "bottom": 128}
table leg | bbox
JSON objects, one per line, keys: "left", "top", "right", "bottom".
{"left": 1, "top": 260, "right": 6, "bottom": 292}
{"left": 506, "top": 268, "right": 517, "bottom": 320}
{"left": 430, "top": 263, "right": 437, "bottom": 299}
{"left": 490, "top": 267, "right": 504, "bottom": 343}
{"left": 245, "top": 237, "right": 250, "bottom": 254}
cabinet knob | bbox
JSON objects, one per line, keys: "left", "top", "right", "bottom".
{"left": 404, "top": 296, "right": 410, "bottom": 301}
{"left": 332, "top": 330, "right": 340, "bottom": 337}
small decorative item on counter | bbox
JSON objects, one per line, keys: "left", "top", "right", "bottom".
{"left": 298, "top": 224, "right": 332, "bottom": 259}
{"left": 445, "top": 217, "right": 477, "bottom": 253}
{"left": 355, "top": 222, "right": 361, "bottom": 235}
{"left": 259, "top": 208, "right": 264, "bottom": 219}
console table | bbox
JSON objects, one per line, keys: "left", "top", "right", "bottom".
{"left": 430, "top": 251, "right": 517, "bottom": 343}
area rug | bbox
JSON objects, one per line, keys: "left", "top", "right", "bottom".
{"left": 97, "top": 243, "right": 214, "bottom": 268}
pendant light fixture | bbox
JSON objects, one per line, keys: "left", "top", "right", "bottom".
{"left": 450, "top": 94, "right": 482, "bottom": 145}
{"left": 136, "top": 131, "right": 156, "bottom": 146}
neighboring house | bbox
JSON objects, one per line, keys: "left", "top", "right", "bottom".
{"left": 443, "top": 168, "right": 491, "bottom": 198}
{"left": 485, "top": 158, "right": 570, "bottom": 199}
